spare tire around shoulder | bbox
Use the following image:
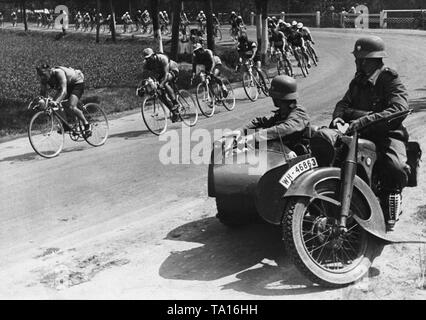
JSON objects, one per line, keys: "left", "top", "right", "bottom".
{"left": 215, "top": 195, "right": 259, "bottom": 227}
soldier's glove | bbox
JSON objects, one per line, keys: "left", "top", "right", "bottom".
{"left": 346, "top": 115, "right": 370, "bottom": 135}
{"left": 331, "top": 117, "right": 345, "bottom": 128}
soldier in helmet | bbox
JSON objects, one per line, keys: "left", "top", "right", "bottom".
{"left": 229, "top": 75, "right": 310, "bottom": 153}
{"left": 331, "top": 35, "right": 410, "bottom": 231}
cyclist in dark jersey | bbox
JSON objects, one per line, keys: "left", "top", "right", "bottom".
{"left": 141, "top": 48, "right": 180, "bottom": 122}
{"left": 287, "top": 22, "right": 311, "bottom": 68}
{"left": 36, "top": 64, "right": 91, "bottom": 134}
{"left": 191, "top": 43, "right": 228, "bottom": 97}
{"left": 237, "top": 33, "right": 261, "bottom": 70}
{"left": 269, "top": 26, "right": 293, "bottom": 76}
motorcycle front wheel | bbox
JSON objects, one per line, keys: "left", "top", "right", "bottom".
{"left": 282, "top": 178, "right": 384, "bottom": 287}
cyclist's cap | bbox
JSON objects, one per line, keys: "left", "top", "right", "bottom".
{"left": 193, "top": 43, "right": 203, "bottom": 52}
{"left": 297, "top": 22, "right": 303, "bottom": 28}
{"left": 291, "top": 20, "right": 297, "bottom": 26}
{"left": 143, "top": 48, "right": 154, "bottom": 58}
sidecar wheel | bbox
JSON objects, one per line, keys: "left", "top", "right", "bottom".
{"left": 216, "top": 195, "right": 259, "bottom": 227}
{"left": 282, "top": 179, "right": 384, "bottom": 287}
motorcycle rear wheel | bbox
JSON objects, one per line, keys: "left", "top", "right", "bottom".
{"left": 282, "top": 178, "right": 384, "bottom": 287}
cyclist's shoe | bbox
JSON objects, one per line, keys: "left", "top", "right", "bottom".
{"left": 84, "top": 123, "right": 92, "bottom": 137}
{"left": 170, "top": 105, "right": 181, "bottom": 123}
{"left": 307, "top": 63, "right": 312, "bottom": 69}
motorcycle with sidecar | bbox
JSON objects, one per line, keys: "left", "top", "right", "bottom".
{"left": 208, "top": 110, "right": 423, "bottom": 287}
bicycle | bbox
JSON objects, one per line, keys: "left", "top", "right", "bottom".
{"left": 193, "top": 71, "right": 235, "bottom": 118}
{"left": 27, "top": 97, "right": 109, "bottom": 158}
{"left": 306, "top": 40, "right": 318, "bottom": 66}
{"left": 137, "top": 78, "right": 198, "bottom": 135}
{"left": 229, "top": 25, "right": 245, "bottom": 42}
{"left": 292, "top": 45, "right": 309, "bottom": 77}
{"left": 238, "top": 59, "right": 271, "bottom": 102}
{"left": 270, "top": 48, "right": 293, "bottom": 77}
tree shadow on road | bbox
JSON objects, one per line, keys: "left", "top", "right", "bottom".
{"left": 0, "top": 146, "right": 86, "bottom": 163}
{"left": 159, "top": 217, "right": 337, "bottom": 296}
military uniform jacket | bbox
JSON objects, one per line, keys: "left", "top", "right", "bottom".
{"left": 333, "top": 65, "right": 409, "bottom": 142}
{"left": 242, "top": 104, "right": 310, "bottom": 144}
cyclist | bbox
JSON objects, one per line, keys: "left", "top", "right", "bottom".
{"left": 36, "top": 63, "right": 91, "bottom": 134}
{"left": 229, "top": 75, "right": 310, "bottom": 153}
{"left": 236, "top": 33, "right": 261, "bottom": 71}
{"left": 122, "top": 12, "right": 132, "bottom": 32}
{"left": 141, "top": 10, "right": 150, "bottom": 32}
{"left": 269, "top": 25, "right": 293, "bottom": 77}
{"left": 11, "top": 11, "right": 17, "bottom": 27}
{"left": 141, "top": 48, "right": 181, "bottom": 122}
{"left": 83, "top": 12, "right": 91, "bottom": 31}
{"left": 287, "top": 21, "right": 311, "bottom": 68}
{"left": 0, "top": 11, "right": 4, "bottom": 27}
{"left": 196, "top": 10, "right": 206, "bottom": 32}
{"left": 36, "top": 12, "right": 42, "bottom": 27}
{"left": 212, "top": 13, "right": 220, "bottom": 37}
{"left": 134, "top": 10, "right": 142, "bottom": 31}
{"left": 74, "top": 11, "right": 82, "bottom": 30}
{"left": 179, "top": 10, "right": 189, "bottom": 34}
{"left": 191, "top": 43, "right": 228, "bottom": 97}
{"left": 297, "top": 22, "right": 318, "bottom": 62}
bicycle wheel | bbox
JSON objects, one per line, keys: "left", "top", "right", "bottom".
{"left": 283, "top": 58, "right": 293, "bottom": 77}
{"left": 141, "top": 96, "right": 168, "bottom": 135}
{"left": 81, "top": 103, "right": 109, "bottom": 147}
{"left": 257, "top": 69, "right": 271, "bottom": 97}
{"left": 177, "top": 90, "right": 198, "bottom": 127}
{"left": 295, "top": 50, "right": 307, "bottom": 78}
{"left": 28, "top": 111, "right": 64, "bottom": 158}
{"left": 308, "top": 45, "right": 318, "bottom": 66}
{"left": 196, "top": 82, "right": 215, "bottom": 117}
{"left": 242, "top": 71, "right": 259, "bottom": 102}
{"left": 221, "top": 79, "right": 235, "bottom": 111}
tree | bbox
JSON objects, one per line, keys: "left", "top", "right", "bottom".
{"left": 170, "top": 0, "right": 181, "bottom": 60}
{"left": 96, "top": 0, "right": 101, "bottom": 43}
{"left": 109, "top": 0, "right": 117, "bottom": 42}
{"left": 21, "top": 0, "right": 28, "bottom": 32}
{"left": 205, "top": 0, "right": 214, "bottom": 51}
{"left": 150, "top": 0, "right": 163, "bottom": 53}
{"left": 260, "top": 0, "right": 268, "bottom": 63}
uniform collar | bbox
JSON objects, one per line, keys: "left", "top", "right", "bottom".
{"left": 367, "top": 64, "right": 386, "bottom": 85}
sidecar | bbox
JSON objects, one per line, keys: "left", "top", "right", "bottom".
{"left": 208, "top": 132, "right": 313, "bottom": 226}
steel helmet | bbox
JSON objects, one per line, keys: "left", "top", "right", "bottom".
{"left": 297, "top": 22, "right": 303, "bottom": 28}
{"left": 269, "top": 75, "right": 299, "bottom": 100}
{"left": 193, "top": 43, "right": 203, "bottom": 52}
{"left": 143, "top": 47, "right": 154, "bottom": 58}
{"left": 352, "top": 36, "right": 388, "bottom": 58}
{"left": 291, "top": 20, "right": 297, "bottom": 26}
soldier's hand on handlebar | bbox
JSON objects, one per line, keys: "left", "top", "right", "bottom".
{"left": 331, "top": 117, "right": 345, "bottom": 128}
{"left": 346, "top": 116, "right": 369, "bottom": 135}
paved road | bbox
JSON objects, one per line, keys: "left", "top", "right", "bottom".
{"left": 0, "top": 28, "right": 425, "bottom": 299}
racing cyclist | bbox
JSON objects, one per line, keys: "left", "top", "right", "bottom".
{"left": 287, "top": 21, "right": 311, "bottom": 68}
{"left": 297, "top": 22, "right": 318, "bottom": 62}
{"left": 191, "top": 43, "right": 228, "bottom": 98}
{"left": 141, "top": 48, "right": 181, "bottom": 122}
{"left": 236, "top": 33, "right": 261, "bottom": 71}
{"left": 36, "top": 64, "right": 91, "bottom": 134}
{"left": 269, "top": 26, "right": 293, "bottom": 77}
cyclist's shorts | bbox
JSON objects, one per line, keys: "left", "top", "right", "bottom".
{"left": 66, "top": 83, "right": 85, "bottom": 100}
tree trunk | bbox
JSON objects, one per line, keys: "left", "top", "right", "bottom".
{"left": 254, "top": 0, "right": 262, "bottom": 51}
{"left": 170, "top": 0, "right": 181, "bottom": 60}
{"left": 205, "top": 0, "right": 214, "bottom": 50}
{"left": 260, "top": 0, "right": 268, "bottom": 63}
{"left": 96, "top": 0, "right": 101, "bottom": 43}
{"left": 22, "top": 0, "right": 28, "bottom": 31}
{"left": 150, "top": 0, "right": 163, "bottom": 53}
{"left": 109, "top": 0, "right": 117, "bottom": 42}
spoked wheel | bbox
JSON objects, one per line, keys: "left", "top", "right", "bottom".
{"left": 282, "top": 178, "right": 384, "bottom": 287}
{"left": 257, "top": 69, "right": 271, "bottom": 96}
{"left": 308, "top": 47, "right": 318, "bottom": 66}
{"left": 141, "top": 96, "right": 168, "bottom": 135}
{"left": 81, "top": 103, "right": 109, "bottom": 147}
{"left": 242, "top": 71, "right": 259, "bottom": 102}
{"left": 283, "top": 58, "right": 293, "bottom": 77}
{"left": 177, "top": 89, "right": 198, "bottom": 127}
{"left": 28, "top": 111, "right": 64, "bottom": 158}
{"left": 196, "top": 82, "right": 215, "bottom": 117}
{"left": 296, "top": 52, "right": 308, "bottom": 78}
{"left": 221, "top": 78, "right": 235, "bottom": 111}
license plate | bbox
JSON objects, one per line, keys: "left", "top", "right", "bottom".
{"left": 279, "top": 157, "right": 318, "bottom": 189}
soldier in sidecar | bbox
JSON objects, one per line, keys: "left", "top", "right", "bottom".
{"left": 208, "top": 75, "right": 311, "bottom": 226}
